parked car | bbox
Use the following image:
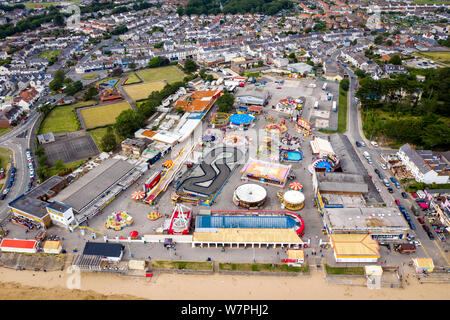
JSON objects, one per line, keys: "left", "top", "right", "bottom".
{"left": 395, "top": 199, "right": 400, "bottom": 206}
{"left": 370, "top": 141, "right": 379, "bottom": 147}
{"left": 427, "top": 231, "right": 435, "bottom": 240}
{"left": 356, "top": 141, "right": 362, "bottom": 147}
{"left": 411, "top": 192, "right": 418, "bottom": 198}
{"left": 390, "top": 177, "right": 396, "bottom": 183}
{"left": 401, "top": 192, "right": 408, "bottom": 199}
{"left": 374, "top": 168, "right": 380, "bottom": 175}
{"left": 395, "top": 182, "right": 401, "bottom": 189}
{"left": 422, "top": 225, "right": 430, "bottom": 233}
{"left": 418, "top": 217, "right": 425, "bottom": 224}
{"left": 387, "top": 187, "right": 394, "bottom": 193}
{"left": 380, "top": 164, "right": 387, "bottom": 170}
{"left": 11, "top": 167, "right": 16, "bottom": 173}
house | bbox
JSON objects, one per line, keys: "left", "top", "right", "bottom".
{"left": 37, "top": 133, "right": 56, "bottom": 144}
{"left": 174, "top": 90, "right": 221, "bottom": 113}
{"left": 384, "top": 64, "right": 408, "bottom": 75}
{"left": 121, "top": 138, "right": 148, "bottom": 155}
{"left": 82, "top": 242, "right": 125, "bottom": 263}
{"left": 99, "top": 89, "right": 123, "bottom": 103}
{"left": 397, "top": 144, "right": 450, "bottom": 184}
{"left": 0, "top": 239, "right": 38, "bottom": 254}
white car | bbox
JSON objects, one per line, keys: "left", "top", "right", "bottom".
{"left": 381, "top": 164, "right": 387, "bottom": 170}
{"left": 410, "top": 240, "right": 421, "bottom": 247}
{"left": 370, "top": 141, "right": 379, "bottom": 147}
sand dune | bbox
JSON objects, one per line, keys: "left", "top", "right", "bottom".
{"left": 0, "top": 267, "right": 448, "bottom": 300}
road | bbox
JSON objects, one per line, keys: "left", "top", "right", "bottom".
{"left": 0, "top": 110, "right": 42, "bottom": 222}
{"left": 339, "top": 58, "right": 449, "bottom": 266}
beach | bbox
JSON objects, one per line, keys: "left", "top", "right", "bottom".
{"left": 0, "top": 267, "right": 449, "bottom": 300}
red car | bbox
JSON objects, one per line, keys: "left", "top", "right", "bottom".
{"left": 411, "top": 192, "right": 418, "bottom": 198}
{"left": 418, "top": 217, "right": 425, "bottom": 224}
{"left": 394, "top": 199, "right": 400, "bottom": 206}
{"left": 276, "top": 87, "right": 282, "bottom": 89}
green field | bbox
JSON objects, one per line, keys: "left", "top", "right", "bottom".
{"left": 87, "top": 126, "right": 119, "bottom": 150}
{"left": 325, "top": 264, "right": 365, "bottom": 275}
{"left": 123, "top": 73, "right": 142, "bottom": 85}
{"left": 80, "top": 102, "right": 132, "bottom": 129}
{"left": 137, "top": 65, "right": 185, "bottom": 84}
{"left": 38, "top": 49, "right": 61, "bottom": 60}
{"left": 39, "top": 100, "right": 97, "bottom": 134}
{"left": 24, "top": 0, "right": 81, "bottom": 8}
{"left": 123, "top": 81, "right": 166, "bottom": 101}
{"left": 416, "top": 52, "right": 450, "bottom": 65}
{"left": 219, "top": 262, "right": 309, "bottom": 273}
{"left": 40, "top": 105, "right": 79, "bottom": 134}
{"left": 414, "top": 0, "right": 449, "bottom": 4}
{"left": 82, "top": 73, "right": 99, "bottom": 80}
{"left": 151, "top": 260, "right": 213, "bottom": 271}
{"left": 47, "top": 159, "right": 86, "bottom": 177}
{"left": 0, "top": 154, "right": 10, "bottom": 171}
{"left": 0, "top": 127, "right": 11, "bottom": 137}
{"left": 337, "top": 85, "right": 348, "bottom": 133}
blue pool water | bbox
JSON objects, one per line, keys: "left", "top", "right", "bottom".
{"left": 286, "top": 151, "right": 302, "bottom": 161}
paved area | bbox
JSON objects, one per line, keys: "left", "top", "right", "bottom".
{"left": 1, "top": 75, "right": 448, "bottom": 271}
{"left": 43, "top": 134, "right": 99, "bottom": 166}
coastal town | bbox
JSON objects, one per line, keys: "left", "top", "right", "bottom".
{"left": 0, "top": 0, "right": 449, "bottom": 300}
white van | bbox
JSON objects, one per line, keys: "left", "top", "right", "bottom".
{"left": 416, "top": 190, "right": 426, "bottom": 199}
{"left": 363, "top": 151, "right": 370, "bottom": 159}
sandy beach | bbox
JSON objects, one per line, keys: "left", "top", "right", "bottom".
{"left": 0, "top": 267, "right": 449, "bottom": 300}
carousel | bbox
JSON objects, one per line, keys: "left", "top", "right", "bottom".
{"left": 277, "top": 190, "right": 305, "bottom": 211}
{"left": 233, "top": 183, "right": 267, "bottom": 209}
{"left": 105, "top": 211, "right": 133, "bottom": 231}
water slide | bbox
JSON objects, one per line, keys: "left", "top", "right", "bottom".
{"left": 146, "top": 143, "right": 192, "bottom": 205}
{"left": 178, "top": 147, "right": 243, "bottom": 198}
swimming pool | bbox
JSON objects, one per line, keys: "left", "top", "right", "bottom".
{"left": 282, "top": 150, "right": 302, "bottom": 162}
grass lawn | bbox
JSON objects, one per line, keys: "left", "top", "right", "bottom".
{"left": 123, "top": 73, "right": 142, "bottom": 85}
{"left": 39, "top": 105, "right": 79, "bottom": 134}
{"left": 337, "top": 86, "right": 348, "bottom": 133}
{"left": 0, "top": 127, "right": 11, "bottom": 137}
{"left": 325, "top": 264, "right": 365, "bottom": 275}
{"left": 38, "top": 50, "right": 61, "bottom": 60}
{"left": 123, "top": 81, "right": 166, "bottom": 101}
{"left": 137, "top": 65, "right": 185, "bottom": 84}
{"left": 81, "top": 73, "right": 99, "bottom": 80}
{"left": 87, "top": 126, "right": 119, "bottom": 150}
{"left": 0, "top": 154, "right": 10, "bottom": 170}
{"left": 219, "top": 262, "right": 309, "bottom": 273}
{"left": 416, "top": 52, "right": 450, "bottom": 65}
{"left": 151, "top": 260, "right": 213, "bottom": 271}
{"left": 39, "top": 100, "right": 97, "bottom": 134}
{"left": 80, "top": 102, "right": 132, "bottom": 129}
{"left": 47, "top": 159, "right": 86, "bottom": 177}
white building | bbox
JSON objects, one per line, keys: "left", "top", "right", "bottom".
{"left": 397, "top": 144, "right": 450, "bottom": 184}
{"left": 45, "top": 201, "right": 75, "bottom": 229}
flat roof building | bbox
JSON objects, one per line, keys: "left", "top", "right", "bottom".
{"left": 8, "top": 176, "right": 67, "bottom": 228}
{"left": 323, "top": 207, "right": 410, "bottom": 241}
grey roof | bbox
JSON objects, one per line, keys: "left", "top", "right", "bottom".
{"left": 324, "top": 207, "right": 410, "bottom": 232}
{"left": 55, "top": 159, "right": 134, "bottom": 212}
{"left": 399, "top": 144, "right": 431, "bottom": 174}
{"left": 317, "top": 172, "right": 369, "bottom": 194}
{"left": 8, "top": 176, "right": 66, "bottom": 219}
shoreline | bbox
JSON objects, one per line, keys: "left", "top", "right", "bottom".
{"left": 0, "top": 267, "right": 449, "bottom": 300}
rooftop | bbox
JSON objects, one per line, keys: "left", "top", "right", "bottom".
{"left": 52, "top": 159, "right": 134, "bottom": 212}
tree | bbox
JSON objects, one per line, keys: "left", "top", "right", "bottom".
{"left": 53, "top": 14, "right": 65, "bottom": 27}
{"left": 206, "top": 74, "right": 214, "bottom": 82}
{"left": 100, "top": 127, "right": 117, "bottom": 152}
{"left": 54, "top": 159, "right": 65, "bottom": 172}
{"left": 65, "top": 80, "right": 83, "bottom": 96}
{"left": 389, "top": 54, "right": 402, "bottom": 65}
{"left": 374, "top": 35, "right": 383, "bottom": 45}
{"left": 354, "top": 68, "right": 367, "bottom": 79}
{"left": 340, "top": 79, "right": 349, "bottom": 92}
{"left": 114, "top": 109, "right": 143, "bottom": 139}
{"left": 199, "top": 68, "right": 206, "bottom": 79}
{"left": 49, "top": 70, "right": 65, "bottom": 92}
{"left": 216, "top": 92, "right": 235, "bottom": 112}
{"left": 386, "top": 39, "right": 393, "bottom": 46}
{"left": 184, "top": 58, "right": 198, "bottom": 73}
{"left": 84, "top": 87, "right": 98, "bottom": 101}
{"left": 257, "top": 60, "right": 264, "bottom": 67}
